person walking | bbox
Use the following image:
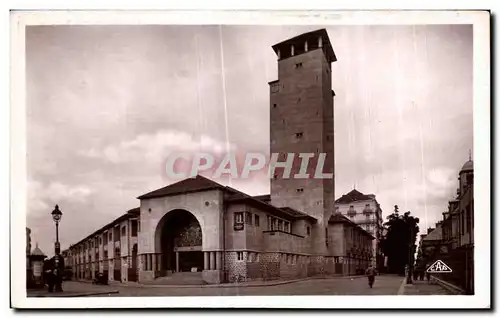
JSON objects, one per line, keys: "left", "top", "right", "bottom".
{"left": 365, "top": 265, "right": 377, "bottom": 288}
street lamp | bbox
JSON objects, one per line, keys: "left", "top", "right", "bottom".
{"left": 51, "top": 205, "right": 62, "bottom": 255}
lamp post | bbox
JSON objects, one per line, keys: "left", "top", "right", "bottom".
{"left": 51, "top": 205, "right": 63, "bottom": 255}
{"left": 51, "top": 205, "right": 63, "bottom": 292}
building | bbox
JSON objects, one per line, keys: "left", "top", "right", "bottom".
{"left": 335, "top": 189, "right": 384, "bottom": 268}
{"left": 26, "top": 227, "right": 32, "bottom": 286}
{"left": 69, "top": 208, "right": 139, "bottom": 282}
{"left": 67, "top": 29, "right": 373, "bottom": 284}
{"left": 418, "top": 157, "right": 474, "bottom": 294}
{"left": 26, "top": 227, "right": 31, "bottom": 268}
{"left": 328, "top": 214, "right": 375, "bottom": 275}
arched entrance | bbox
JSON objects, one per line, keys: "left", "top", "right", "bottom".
{"left": 155, "top": 209, "right": 203, "bottom": 276}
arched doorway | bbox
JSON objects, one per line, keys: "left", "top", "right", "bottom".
{"left": 155, "top": 209, "right": 203, "bottom": 276}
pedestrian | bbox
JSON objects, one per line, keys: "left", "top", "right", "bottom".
{"left": 419, "top": 269, "right": 425, "bottom": 281}
{"left": 413, "top": 268, "right": 419, "bottom": 281}
{"left": 365, "top": 265, "right": 377, "bottom": 288}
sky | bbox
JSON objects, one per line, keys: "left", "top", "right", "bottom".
{"left": 26, "top": 24, "right": 473, "bottom": 257}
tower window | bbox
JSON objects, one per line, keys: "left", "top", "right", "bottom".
{"left": 273, "top": 103, "right": 277, "bottom": 108}
{"left": 296, "top": 188, "right": 304, "bottom": 193}
{"left": 307, "top": 226, "right": 311, "bottom": 236}
{"left": 295, "top": 62, "right": 303, "bottom": 68}
{"left": 295, "top": 132, "right": 303, "bottom": 139}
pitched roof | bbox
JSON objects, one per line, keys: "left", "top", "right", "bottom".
{"left": 138, "top": 175, "right": 226, "bottom": 200}
{"left": 71, "top": 207, "right": 139, "bottom": 248}
{"left": 280, "top": 207, "right": 317, "bottom": 221}
{"left": 335, "top": 189, "right": 374, "bottom": 204}
{"left": 32, "top": 243, "right": 46, "bottom": 257}
{"left": 252, "top": 194, "right": 271, "bottom": 202}
{"left": 225, "top": 187, "right": 317, "bottom": 222}
{"left": 423, "top": 223, "right": 442, "bottom": 241}
{"left": 328, "top": 213, "right": 375, "bottom": 239}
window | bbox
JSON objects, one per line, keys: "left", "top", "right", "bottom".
{"left": 109, "top": 233, "right": 112, "bottom": 242}
{"left": 99, "top": 237, "right": 102, "bottom": 245}
{"left": 234, "top": 212, "right": 244, "bottom": 224}
{"left": 295, "top": 132, "right": 303, "bottom": 139}
{"left": 295, "top": 62, "right": 303, "bottom": 68}
{"left": 121, "top": 226, "right": 126, "bottom": 236}
{"left": 278, "top": 220, "right": 283, "bottom": 231}
{"left": 103, "top": 232, "right": 108, "bottom": 245}
{"left": 255, "top": 214, "right": 260, "bottom": 227}
{"left": 270, "top": 217, "right": 277, "bottom": 231}
{"left": 325, "top": 228, "right": 329, "bottom": 247}
{"left": 296, "top": 188, "right": 304, "bottom": 193}
{"left": 284, "top": 222, "right": 290, "bottom": 233}
{"left": 131, "top": 220, "right": 138, "bottom": 237}
{"left": 306, "top": 226, "right": 311, "bottom": 236}
{"left": 365, "top": 203, "right": 370, "bottom": 208}
{"left": 273, "top": 103, "right": 277, "bottom": 108}
{"left": 237, "top": 252, "right": 244, "bottom": 261}
{"left": 234, "top": 212, "right": 244, "bottom": 231}
{"left": 327, "top": 135, "right": 332, "bottom": 141}
{"left": 245, "top": 212, "right": 253, "bottom": 225}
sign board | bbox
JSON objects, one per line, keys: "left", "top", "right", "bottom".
{"left": 426, "top": 260, "right": 452, "bottom": 273}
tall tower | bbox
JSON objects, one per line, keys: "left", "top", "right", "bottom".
{"left": 269, "top": 29, "right": 336, "bottom": 255}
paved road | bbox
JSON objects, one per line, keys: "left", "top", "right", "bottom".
{"left": 90, "top": 275, "right": 405, "bottom": 297}
{"left": 29, "top": 275, "right": 451, "bottom": 297}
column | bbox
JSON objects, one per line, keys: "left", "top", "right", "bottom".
{"left": 204, "top": 252, "right": 209, "bottom": 270}
{"left": 152, "top": 253, "right": 157, "bottom": 273}
{"left": 175, "top": 252, "right": 179, "bottom": 272}
{"left": 158, "top": 254, "right": 162, "bottom": 274}
{"left": 216, "top": 251, "right": 222, "bottom": 270}
{"left": 210, "top": 251, "right": 216, "bottom": 270}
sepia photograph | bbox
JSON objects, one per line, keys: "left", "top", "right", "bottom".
{"left": 10, "top": 9, "right": 490, "bottom": 309}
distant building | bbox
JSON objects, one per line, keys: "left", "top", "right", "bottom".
{"left": 335, "top": 189, "right": 384, "bottom": 268}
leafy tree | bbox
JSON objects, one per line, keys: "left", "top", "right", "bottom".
{"left": 380, "top": 205, "right": 419, "bottom": 275}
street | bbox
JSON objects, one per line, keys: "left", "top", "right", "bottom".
{"left": 28, "top": 275, "right": 452, "bottom": 297}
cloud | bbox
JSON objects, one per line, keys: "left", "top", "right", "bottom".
{"left": 79, "top": 129, "right": 236, "bottom": 165}
{"left": 28, "top": 179, "right": 94, "bottom": 217}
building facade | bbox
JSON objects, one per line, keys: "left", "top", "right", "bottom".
{"left": 67, "top": 29, "right": 373, "bottom": 285}
{"left": 417, "top": 158, "right": 474, "bottom": 294}
{"left": 335, "top": 190, "right": 384, "bottom": 269}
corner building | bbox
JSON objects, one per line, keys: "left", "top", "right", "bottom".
{"left": 68, "top": 29, "right": 373, "bottom": 285}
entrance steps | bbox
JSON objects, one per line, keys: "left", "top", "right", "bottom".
{"left": 149, "top": 272, "right": 206, "bottom": 285}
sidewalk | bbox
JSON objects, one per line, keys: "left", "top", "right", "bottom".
{"left": 27, "top": 282, "right": 119, "bottom": 297}
{"left": 78, "top": 274, "right": 366, "bottom": 289}
{"left": 398, "top": 279, "right": 452, "bottom": 295}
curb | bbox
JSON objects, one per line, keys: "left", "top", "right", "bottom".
{"left": 29, "top": 290, "right": 120, "bottom": 298}
{"left": 73, "top": 275, "right": 365, "bottom": 289}
{"left": 430, "top": 276, "right": 465, "bottom": 295}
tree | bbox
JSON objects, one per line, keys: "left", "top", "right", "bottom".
{"left": 380, "top": 205, "right": 420, "bottom": 275}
